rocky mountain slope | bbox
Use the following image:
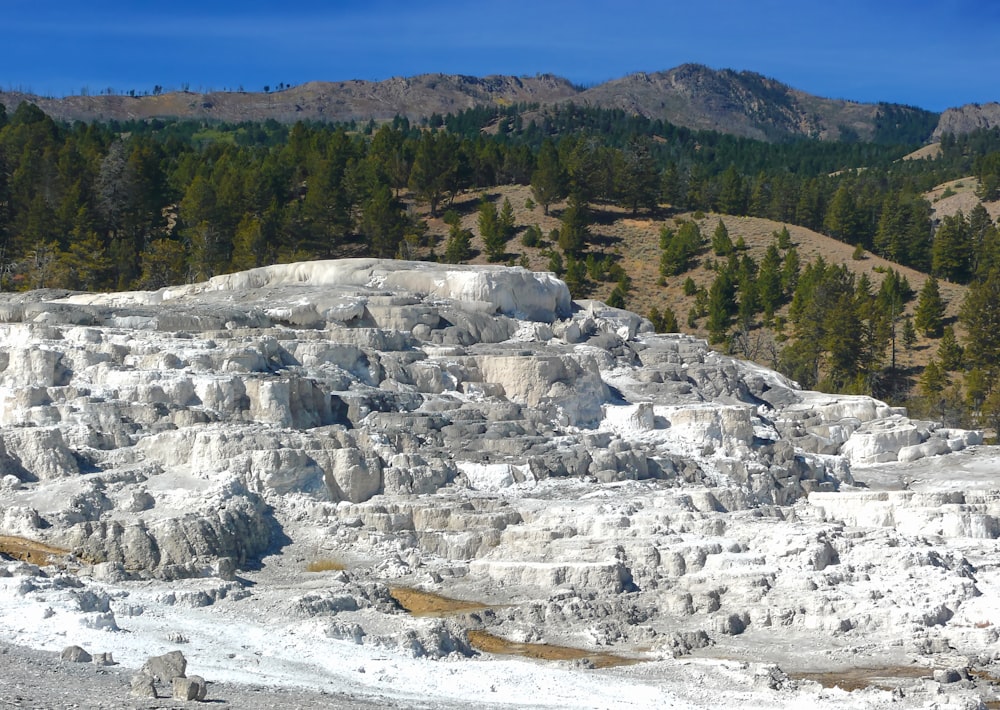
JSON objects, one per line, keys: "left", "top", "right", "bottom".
{"left": 934, "top": 101, "right": 1000, "bottom": 139}
{"left": 573, "top": 64, "right": 925, "bottom": 142}
{"left": 0, "top": 259, "right": 998, "bottom": 708}
{"left": 0, "top": 65, "right": 937, "bottom": 142}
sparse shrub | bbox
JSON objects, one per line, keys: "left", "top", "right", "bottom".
{"left": 521, "top": 224, "right": 542, "bottom": 248}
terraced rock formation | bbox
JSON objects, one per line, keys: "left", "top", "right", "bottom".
{"left": 0, "top": 258, "right": 996, "bottom": 708}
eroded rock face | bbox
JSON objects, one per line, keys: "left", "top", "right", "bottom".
{"left": 0, "top": 259, "right": 994, "bottom": 707}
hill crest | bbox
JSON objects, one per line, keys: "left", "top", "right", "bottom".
{"left": 0, "top": 65, "right": 940, "bottom": 143}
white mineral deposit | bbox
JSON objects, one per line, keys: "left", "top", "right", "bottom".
{"left": 0, "top": 259, "right": 997, "bottom": 708}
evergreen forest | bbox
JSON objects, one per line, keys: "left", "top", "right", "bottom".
{"left": 3, "top": 99, "right": 1000, "bottom": 430}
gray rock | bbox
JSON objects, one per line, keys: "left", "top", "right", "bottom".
{"left": 130, "top": 672, "right": 158, "bottom": 698}
{"left": 60, "top": 645, "right": 91, "bottom": 662}
{"left": 173, "top": 674, "right": 208, "bottom": 701}
{"left": 142, "top": 649, "right": 187, "bottom": 684}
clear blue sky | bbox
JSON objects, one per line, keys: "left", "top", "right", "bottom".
{"left": 4, "top": 0, "right": 999, "bottom": 112}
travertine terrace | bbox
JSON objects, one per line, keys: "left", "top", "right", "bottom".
{"left": 0, "top": 259, "right": 997, "bottom": 708}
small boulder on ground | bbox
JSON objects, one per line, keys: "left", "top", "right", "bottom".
{"left": 60, "top": 645, "right": 91, "bottom": 663}
{"left": 141, "top": 649, "right": 187, "bottom": 683}
{"left": 130, "top": 673, "right": 157, "bottom": 698}
{"left": 173, "top": 675, "right": 208, "bottom": 701}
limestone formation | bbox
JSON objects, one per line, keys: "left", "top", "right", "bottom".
{"left": 0, "top": 259, "right": 996, "bottom": 708}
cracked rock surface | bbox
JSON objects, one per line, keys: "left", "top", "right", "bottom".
{"left": 0, "top": 258, "right": 997, "bottom": 709}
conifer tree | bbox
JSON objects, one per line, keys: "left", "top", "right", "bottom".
{"left": 498, "top": 197, "right": 516, "bottom": 241}
{"left": 530, "top": 139, "right": 564, "bottom": 216}
{"left": 938, "top": 325, "right": 964, "bottom": 371}
{"left": 932, "top": 212, "right": 973, "bottom": 283}
{"left": 478, "top": 199, "right": 505, "bottom": 262}
{"left": 557, "top": 195, "right": 589, "bottom": 257}
{"left": 914, "top": 276, "right": 945, "bottom": 337}
{"left": 960, "top": 269, "right": 1000, "bottom": 373}
{"left": 901, "top": 315, "right": 917, "bottom": 350}
{"left": 711, "top": 219, "right": 734, "bottom": 256}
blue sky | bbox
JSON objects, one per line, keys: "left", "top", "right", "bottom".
{"left": 4, "top": 1, "right": 999, "bottom": 112}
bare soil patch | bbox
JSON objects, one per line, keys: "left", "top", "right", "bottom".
{"left": 0, "top": 536, "right": 68, "bottom": 566}
{"left": 389, "top": 587, "right": 490, "bottom": 617}
{"left": 789, "top": 665, "right": 933, "bottom": 692}
{"left": 467, "top": 630, "right": 640, "bottom": 669}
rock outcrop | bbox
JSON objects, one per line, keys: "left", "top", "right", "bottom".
{"left": 0, "top": 259, "right": 994, "bottom": 708}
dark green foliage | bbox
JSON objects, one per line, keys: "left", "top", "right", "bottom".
{"left": 444, "top": 223, "right": 472, "bottom": 264}
{"left": 521, "top": 224, "right": 542, "bottom": 248}
{"left": 932, "top": 211, "right": 973, "bottom": 283}
{"left": 783, "top": 259, "right": 867, "bottom": 390}
{"left": 682, "top": 276, "right": 698, "bottom": 296}
{"left": 617, "top": 136, "right": 660, "bottom": 214}
{"left": 499, "top": 197, "right": 516, "bottom": 240}
{"left": 938, "top": 325, "right": 964, "bottom": 371}
{"left": 757, "top": 243, "right": 784, "bottom": 321}
{"left": 557, "top": 196, "right": 589, "bottom": 257}
{"left": 360, "top": 184, "right": 407, "bottom": 258}
{"left": 706, "top": 267, "right": 737, "bottom": 343}
{"left": 716, "top": 165, "right": 747, "bottom": 215}
{"left": 530, "top": 139, "right": 565, "bottom": 215}
{"left": 711, "top": 219, "right": 734, "bottom": 256}
{"left": 775, "top": 225, "right": 792, "bottom": 249}
{"left": 901, "top": 315, "right": 917, "bottom": 350}
{"left": 478, "top": 199, "right": 505, "bottom": 262}
{"left": 660, "top": 221, "right": 703, "bottom": 276}
{"left": 409, "top": 130, "right": 459, "bottom": 216}
{"left": 546, "top": 249, "right": 564, "bottom": 275}
{"left": 960, "top": 269, "right": 1000, "bottom": 374}
{"left": 871, "top": 103, "right": 940, "bottom": 145}
{"left": 914, "top": 276, "right": 945, "bottom": 337}
{"left": 648, "top": 306, "right": 678, "bottom": 333}
{"left": 563, "top": 255, "right": 589, "bottom": 297}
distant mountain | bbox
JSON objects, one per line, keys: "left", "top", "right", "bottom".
{"left": 933, "top": 102, "right": 1000, "bottom": 140}
{"left": 0, "top": 74, "right": 579, "bottom": 125}
{"left": 0, "top": 65, "right": 941, "bottom": 143}
{"left": 573, "top": 65, "right": 938, "bottom": 143}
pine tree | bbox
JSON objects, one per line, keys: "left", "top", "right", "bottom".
{"left": 960, "top": 269, "right": 1000, "bottom": 373}
{"left": 901, "top": 315, "right": 917, "bottom": 350}
{"left": 914, "top": 276, "right": 945, "bottom": 337}
{"left": 361, "top": 184, "right": 406, "bottom": 258}
{"left": 648, "top": 306, "right": 679, "bottom": 333}
{"left": 711, "top": 219, "right": 734, "bottom": 256}
{"left": 617, "top": 136, "right": 659, "bottom": 215}
{"left": 557, "top": 195, "right": 589, "bottom": 257}
{"left": 938, "top": 325, "right": 964, "bottom": 371}
{"left": 530, "top": 139, "right": 564, "bottom": 216}
{"left": 478, "top": 199, "right": 505, "bottom": 262}
{"left": 408, "top": 131, "right": 459, "bottom": 216}
{"left": 932, "top": 212, "right": 973, "bottom": 283}
{"left": 716, "top": 165, "right": 747, "bottom": 215}
{"left": 498, "top": 197, "right": 516, "bottom": 241}
{"left": 757, "top": 243, "right": 783, "bottom": 322}
{"left": 444, "top": 224, "right": 472, "bottom": 263}
{"left": 706, "top": 268, "right": 736, "bottom": 344}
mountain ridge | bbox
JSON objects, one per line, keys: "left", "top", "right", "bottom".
{"left": 0, "top": 64, "right": 944, "bottom": 142}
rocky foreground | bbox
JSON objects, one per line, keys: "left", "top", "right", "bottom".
{"left": 0, "top": 259, "right": 999, "bottom": 708}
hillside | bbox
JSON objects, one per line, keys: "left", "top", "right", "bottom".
{"left": 411, "top": 184, "right": 969, "bottom": 370}
{"left": 574, "top": 65, "right": 936, "bottom": 142}
{"left": 0, "top": 65, "right": 939, "bottom": 143}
